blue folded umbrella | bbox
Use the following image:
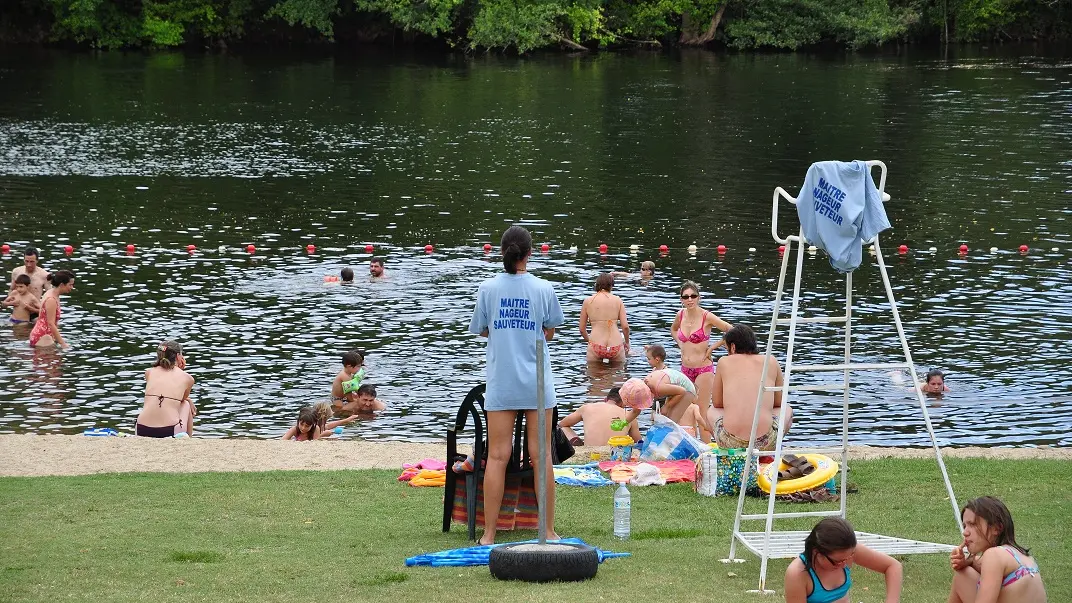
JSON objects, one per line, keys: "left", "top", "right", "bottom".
{"left": 404, "top": 537, "right": 630, "bottom": 567}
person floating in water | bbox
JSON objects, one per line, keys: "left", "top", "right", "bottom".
{"left": 331, "top": 349, "right": 365, "bottom": 408}
{"left": 370, "top": 257, "right": 387, "bottom": 279}
{"left": 920, "top": 369, "right": 950, "bottom": 398}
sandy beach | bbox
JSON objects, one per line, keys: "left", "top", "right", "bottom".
{"left": 0, "top": 434, "right": 1067, "bottom": 478}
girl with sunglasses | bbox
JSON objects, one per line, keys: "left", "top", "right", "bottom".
{"left": 785, "top": 517, "right": 903, "bottom": 603}
{"left": 669, "top": 280, "right": 730, "bottom": 440}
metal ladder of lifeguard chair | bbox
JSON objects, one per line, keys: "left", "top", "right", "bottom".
{"left": 721, "top": 160, "right": 963, "bottom": 594}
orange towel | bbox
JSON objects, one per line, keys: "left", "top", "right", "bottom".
{"left": 409, "top": 469, "right": 446, "bottom": 487}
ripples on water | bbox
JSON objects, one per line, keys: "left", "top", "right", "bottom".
{"left": 0, "top": 50, "right": 1069, "bottom": 446}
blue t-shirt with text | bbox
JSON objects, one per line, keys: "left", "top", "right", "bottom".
{"left": 468, "top": 273, "right": 564, "bottom": 411}
{"left": 796, "top": 160, "right": 891, "bottom": 273}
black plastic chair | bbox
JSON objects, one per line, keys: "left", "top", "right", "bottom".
{"left": 442, "top": 383, "right": 559, "bottom": 541}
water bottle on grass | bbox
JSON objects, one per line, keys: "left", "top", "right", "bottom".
{"left": 613, "top": 482, "right": 631, "bottom": 540}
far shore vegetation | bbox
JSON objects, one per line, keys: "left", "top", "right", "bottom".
{"left": 0, "top": 458, "right": 1068, "bottom": 602}
{"left": 3, "top": 0, "right": 1071, "bottom": 53}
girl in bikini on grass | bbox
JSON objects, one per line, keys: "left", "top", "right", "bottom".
{"left": 949, "top": 496, "right": 1047, "bottom": 603}
{"left": 670, "top": 281, "right": 730, "bottom": 440}
{"left": 135, "top": 341, "right": 196, "bottom": 437}
{"left": 579, "top": 272, "right": 630, "bottom": 365}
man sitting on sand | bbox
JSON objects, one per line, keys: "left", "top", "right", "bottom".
{"left": 710, "top": 324, "right": 793, "bottom": 450}
{"left": 559, "top": 387, "right": 641, "bottom": 446}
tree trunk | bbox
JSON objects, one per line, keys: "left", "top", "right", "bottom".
{"left": 554, "top": 35, "right": 589, "bottom": 51}
{"left": 680, "top": 2, "right": 727, "bottom": 46}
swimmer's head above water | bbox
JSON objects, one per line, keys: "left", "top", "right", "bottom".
{"left": 340, "top": 267, "right": 354, "bottom": 283}
{"left": 923, "top": 369, "right": 948, "bottom": 395}
{"left": 640, "top": 261, "right": 655, "bottom": 277}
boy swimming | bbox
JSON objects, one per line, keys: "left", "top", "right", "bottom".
{"left": 331, "top": 350, "right": 365, "bottom": 407}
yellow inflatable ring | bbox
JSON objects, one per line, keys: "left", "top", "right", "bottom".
{"left": 757, "top": 454, "right": 839, "bottom": 495}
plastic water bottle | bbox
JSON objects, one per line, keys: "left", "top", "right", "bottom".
{"left": 613, "top": 482, "right": 631, "bottom": 540}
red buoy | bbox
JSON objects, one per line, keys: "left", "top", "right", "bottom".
{"left": 247, "top": 244, "right": 256, "bottom": 254}
{"left": 1019, "top": 245, "right": 1028, "bottom": 253}
{"left": 126, "top": 244, "right": 136, "bottom": 253}
{"left": 717, "top": 244, "right": 727, "bottom": 254}
{"left": 541, "top": 244, "right": 550, "bottom": 253}
{"left": 63, "top": 245, "right": 74, "bottom": 255}
{"left": 898, "top": 244, "right": 908, "bottom": 254}
{"left": 959, "top": 244, "right": 968, "bottom": 253}
{"left": 306, "top": 244, "right": 316, "bottom": 253}
{"left": 599, "top": 243, "right": 608, "bottom": 253}
{"left": 778, "top": 245, "right": 786, "bottom": 254}
{"left": 659, "top": 244, "right": 668, "bottom": 252}
{"left": 365, "top": 244, "right": 374, "bottom": 253}
{"left": 187, "top": 244, "right": 196, "bottom": 252}
{"left": 1, "top": 244, "right": 8, "bottom": 254}
{"left": 424, "top": 244, "right": 434, "bottom": 253}
{"left": 483, "top": 243, "right": 492, "bottom": 252}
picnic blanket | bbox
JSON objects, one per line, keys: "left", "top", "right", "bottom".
{"left": 597, "top": 460, "right": 696, "bottom": 484}
{"left": 404, "top": 537, "right": 630, "bottom": 567}
{"left": 553, "top": 463, "right": 615, "bottom": 487}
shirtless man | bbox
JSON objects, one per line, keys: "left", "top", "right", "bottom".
{"left": 9, "top": 247, "right": 49, "bottom": 299}
{"left": 558, "top": 387, "right": 641, "bottom": 446}
{"left": 709, "top": 324, "right": 793, "bottom": 450}
{"left": 369, "top": 257, "right": 387, "bottom": 279}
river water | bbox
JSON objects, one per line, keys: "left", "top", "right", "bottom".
{"left": 0, "top": 48, "right": 1069, "bottom": 445}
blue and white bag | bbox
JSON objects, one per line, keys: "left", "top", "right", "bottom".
{"left": 638, "top": 414, "right": 707, "bottom": 461}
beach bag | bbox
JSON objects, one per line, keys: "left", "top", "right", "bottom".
{"left": 694, "top": 448, "right": 758, "bottom": 497}
{"left": 638, "top": 414, "right": 707, "bottom": 462}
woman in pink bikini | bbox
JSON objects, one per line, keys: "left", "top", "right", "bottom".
{"left": 135, "top": 341, "right": 196, "bottom": 437}
{"left": 579, "top": 272, "right": 630, "bottom": 365}
{"left": 29, "top": 270, "right": 75, "bottom": 349}
{"left": 949, "top": 496, "right": 1047, "bottom": 603}
{"left": 669, "top": 281, "right": 730, "bottom": 439}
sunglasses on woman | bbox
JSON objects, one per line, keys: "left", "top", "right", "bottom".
{"left": 680, "top": 294, "right": 699, "bottom": 300}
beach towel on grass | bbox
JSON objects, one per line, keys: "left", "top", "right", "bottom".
{"left": 597, "top": 460, "right": 696, "bottom": 484}
{"left": 553, "top": 463, "right": 615, "bottom": 487}
{"left": 404, "top": 537, "right": 630, "bottom": 567}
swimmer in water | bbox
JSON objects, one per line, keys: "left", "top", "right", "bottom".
{"left": 337, "top": 384, "right": 386, "bottom": 413}
{"left": 340, "top": 267, "right": 354, "bottom": 283}
{"left": 331, "top": 349, "right": 365, "bottom": 407}
{"left": 611, "top": 260, "right": 656, "bottom": 282}
{"left": 920, "top": 369, "right": 950, "bottom": 398}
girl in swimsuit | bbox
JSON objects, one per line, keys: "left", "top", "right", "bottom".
{"left": 282, "top": 406, "right": 323, "bottom": 441}
{"left": 669, "top": 281, "right": 730, "bottom": 439}
{"left": 784, "top": 517, "right": 903, "bottom": 603}
{"left": 949, "top": 496, "right": 1047, "bottom": 603}
{"left": 135, "top": 341, "right": 196, "bottom": 438}
{"left": 29, "top": 270, "right": 75, "bottom": 348}
{"left": 579, "top": 272, "right": 630, "bottom": 365}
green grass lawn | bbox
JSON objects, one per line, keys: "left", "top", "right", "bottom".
{"left": 1, "top": 459, "right": 1068, "bottom": 602}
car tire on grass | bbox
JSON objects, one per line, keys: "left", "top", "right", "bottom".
{"left": 488, "top": 542, "right": 599, "bottom": 582}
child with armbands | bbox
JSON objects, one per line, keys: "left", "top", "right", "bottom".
{"left": 331, "top": 349, "right": 366, "bottom": 408}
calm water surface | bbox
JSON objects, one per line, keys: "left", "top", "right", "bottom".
{"left": 0, "top": 48, "right": 1069, "bottom": 445}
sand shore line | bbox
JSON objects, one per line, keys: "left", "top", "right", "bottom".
{"left": 0, "top": 434, "right": 1067, "bottom": 478}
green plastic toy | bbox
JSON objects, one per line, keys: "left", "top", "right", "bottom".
{"left": 610, "top": 418, "right": 629, "bottom": 433}
{"left": 341, "top": 368, "right": 367, "bottom": 394}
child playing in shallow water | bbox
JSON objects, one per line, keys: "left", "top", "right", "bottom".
{"left": 331, "top": 350, "right": 365, "bottom": 407}
{"left": 311, "top": 401, "right": 361, "bottom": 435}
{"left": 281, "top": 406, "right": 322, "bottom": 441}
{"left": 3, "top": 274, "right": 40, "bottom": 324}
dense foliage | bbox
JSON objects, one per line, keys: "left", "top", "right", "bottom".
{"left": 2, "top": 0, "right": 1070, "bottom": 51}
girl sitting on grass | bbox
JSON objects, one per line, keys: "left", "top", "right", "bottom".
{"left": 948, "top": 496, "right": 1047, "bottom": 603}
{"left": 784, "top": 517, "right": 903, "bottom": 603}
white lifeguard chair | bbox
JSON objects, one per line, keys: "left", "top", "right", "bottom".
{"left": 722, "top": 161, "right": 962, "bottom": 593}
